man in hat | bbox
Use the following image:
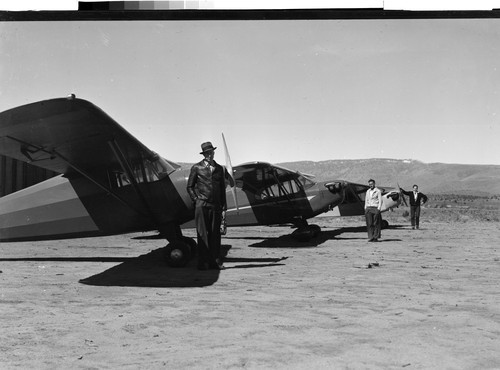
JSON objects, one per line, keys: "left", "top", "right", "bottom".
{"left": 187, "top": 142, "right": 228, "bottom": 270}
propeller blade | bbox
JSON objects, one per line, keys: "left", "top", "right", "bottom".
{"left": 397, "top": 182, "right": 408, "bottom": 207}
{"left": 222, "top": 133, "right": 239, "bottom": 214}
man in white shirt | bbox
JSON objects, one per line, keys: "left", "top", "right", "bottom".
{"left": 364, "top": 179, "right": 382, "bottom": 242}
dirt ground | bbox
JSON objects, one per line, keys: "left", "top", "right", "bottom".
{"left": 1, "top": 213, "right": 499, "bottom": 369}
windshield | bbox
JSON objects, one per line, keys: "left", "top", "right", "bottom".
{"left": 108, "top": 154, "right": 180, "bottom": 188}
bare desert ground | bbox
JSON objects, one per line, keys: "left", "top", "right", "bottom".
{"left": 1, "top": 210, "right": 499, "bottom": 369}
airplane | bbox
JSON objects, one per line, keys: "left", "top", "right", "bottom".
{"left": 0, "top": 97, "right": 402, "bottom": 268}
{"left": 183, "top": 160, "right": 402, "bottom": 242}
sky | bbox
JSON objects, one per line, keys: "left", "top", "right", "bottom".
{"left": 1, "top": 15, "right": 500, "bottom": 165}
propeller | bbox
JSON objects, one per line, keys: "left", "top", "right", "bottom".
{"left": 222, "top": 133, "right": 239, "bottom": 214}
{"left": 397, "top": 182, "right": 408, "bottom": 207}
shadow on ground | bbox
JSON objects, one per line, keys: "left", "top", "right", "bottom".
{"left": 0, "top": 257, "right": 133, "bottom": 262}
{"left": 245, "top": 226, "right": 368, "bottom": 248}
{"left": 78, "top": 247, "right": 218, "bottom": 287}
{"left": 79, "top": 245, "right": 287, "bottom": 287}
{"left": 228, "top": 225, "right": 404, "bottom": 248}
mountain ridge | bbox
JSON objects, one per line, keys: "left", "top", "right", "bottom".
{"left": 175, "top": 158, "right": 500, "bottom": 195}
{"left": 275, "top": 159, "right": 500, "bottom": 195}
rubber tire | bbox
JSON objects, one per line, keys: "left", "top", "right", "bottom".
{"left": 165, "top": 240, "right": 191, "bottom": 267}
{"left": 309, "top": 224, "right": 321, "bottom": 238}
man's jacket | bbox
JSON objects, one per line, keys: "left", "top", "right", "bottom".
{"left": 187, "top": 160, "right": 227, "bottom": 209}
{"left": 401, "top": 189, "right": 428, "bottom": 206}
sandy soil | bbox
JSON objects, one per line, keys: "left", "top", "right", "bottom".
{"left": 1, "top": 215, "right": 499, "bottom": 369}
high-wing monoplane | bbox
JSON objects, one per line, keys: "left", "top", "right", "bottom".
{"left": 0, "top": 97, "right": 401, "bottom": 267}
{"left": 199, "top": 161, "right": 401, "bottom": 241}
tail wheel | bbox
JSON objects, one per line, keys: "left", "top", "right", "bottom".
{"left": 165, "top": 240, "right": 191, "bottom": 267}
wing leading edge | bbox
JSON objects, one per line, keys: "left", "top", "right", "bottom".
{"left": 0, "top": 97, "right": 179, "bottom": 175}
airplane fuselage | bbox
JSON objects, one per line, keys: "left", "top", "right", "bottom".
{"left": 0, "top": 169, "right": 194, "bottom": 241}
{"left": 0, "top": 165, "right": 400, "bottom": 242}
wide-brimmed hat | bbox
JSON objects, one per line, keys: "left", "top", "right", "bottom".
{"left": 200, "top": 141, "right": 217, "bottom": 154}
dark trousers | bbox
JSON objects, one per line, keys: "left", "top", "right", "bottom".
{"left": 410, "top": 205, "right": 421, "bottom": 227}
{"left": 194, "top": 200, "right": 222, "bottom": 267}
{"left": 365, "top": 207, "right": 381, "bottom": 240}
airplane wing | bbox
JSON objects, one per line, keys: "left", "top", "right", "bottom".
{"left": 0, "top": 97, "right": 180, "bottom": 175}
{"left": 232, "top": 161, "right": 315, "bottom": 193}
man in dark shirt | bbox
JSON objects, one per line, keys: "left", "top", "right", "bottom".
{"left": 187, "top": 142, "right": 227, "bottom": 270}
{"left": 401, "top": 184, "right": 428, "bottom": 229}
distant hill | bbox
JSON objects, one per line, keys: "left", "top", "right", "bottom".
{"left": 276, "top": 159, "right": 500, "bottom": 196}
{"left": 178, "top": 159, "right": 500, "bottom": 195}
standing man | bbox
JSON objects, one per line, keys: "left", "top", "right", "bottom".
{"left": 364, "top": 179, "right": 382, "bottom": 242}
{"left": 401, "top": 184, "right": 428, "bottom": 229}
{"left": 187, "top": 142, "right": 227, "bottom": 270}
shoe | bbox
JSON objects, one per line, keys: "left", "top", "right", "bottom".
{"left": 368, "top": 238, "right": 374, "bottom": 242}
{"left": 412, "top": 227, "right": 415, "bottom": 230}
{"left": 372, "top": 239, "right": 379, "bottom": 242}
{"left": 416, "top": 226, "right": 419, "bottom": 229}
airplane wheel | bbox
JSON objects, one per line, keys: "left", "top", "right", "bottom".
{"left": 309, "top": 224, "right": 321, "bottom": 237}
{"left": 165, "top": 240, "right": 191, "bottom": 267}
{"left": 182, "top": 237, "right": 197, "bottom": 258}
{"left": 381, "top": 220, "right": 389, "bottom": 229}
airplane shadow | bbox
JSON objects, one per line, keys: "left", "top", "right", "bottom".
{"left": 0, "top": 245, "right": 287, "bottom": 288}
{"left": 79, "top": 244, "right": 286, "bottom": 287}
{"left": 235, "top": 225, "right": 405, "bottom": 248}
{"left": 79, "top": 251, "right": 219, "bottom": 288}
{"left": 240, "top": 226, "right": 366, "bottom": 248}
{"left": 0, "top": 257, "right": 133, "bottom": 263}
{"left": 131, "top": 234, "right": 163, "bottom": 240}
